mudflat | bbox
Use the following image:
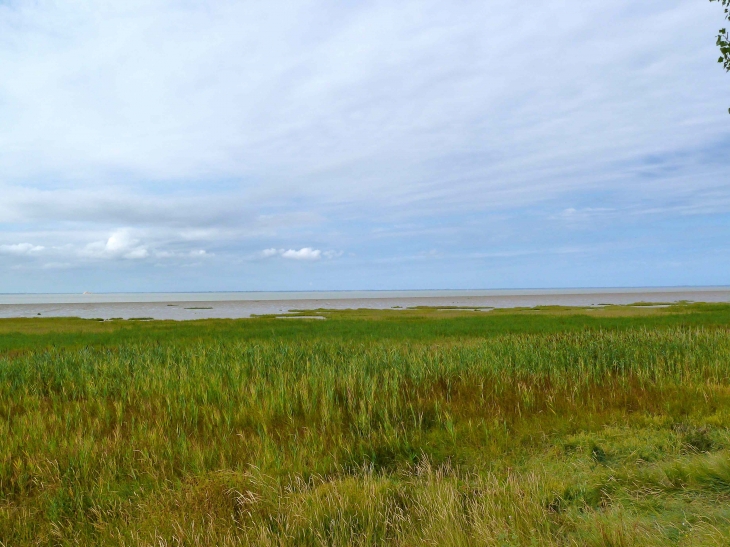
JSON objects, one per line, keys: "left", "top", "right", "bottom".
{"left": 1, "top": 286, "right": 729, "bottom": 319}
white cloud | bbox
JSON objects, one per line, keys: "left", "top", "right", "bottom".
{"left": 78, "top": 229, "right": 212, "bottom": 261}
{"left": 0, "top": 228, "right": 213, "bottom": 268}
{"left": 0, "top": 243, "right": 45, "bottom": 255}
{"left": 82, "top": 229, "right": 148, "bottom": 260}
{"left": 155, "top": 249, "right": 210, "bottom": 259}
{"left": 262, "top": 247, "right": 340, "bottom": 261}
{"left": 281, "top": 248, "right": 322, "bottom": 261}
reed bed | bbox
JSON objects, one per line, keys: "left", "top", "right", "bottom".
{"left": 2, "top": 316, "right": 730, "bottom": 545}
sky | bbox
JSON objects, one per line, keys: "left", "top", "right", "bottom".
{"left": 0, "top": 0, "right": 729, "bottom": 293}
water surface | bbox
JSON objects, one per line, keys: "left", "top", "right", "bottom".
{"left": 0, "top": 287, "right": 728, "bottom": 320}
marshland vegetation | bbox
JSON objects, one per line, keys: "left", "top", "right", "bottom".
{"left": 2, "top": 303, "right": 730, "bottom": 545}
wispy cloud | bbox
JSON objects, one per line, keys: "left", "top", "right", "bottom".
{"left": 0, "top": 1, "right": 728, "bottom": 290}
{"left": 0, "top": 243, "right": 45, "bottom": 255}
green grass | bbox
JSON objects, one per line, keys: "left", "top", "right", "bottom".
{"left": 2, "top": 303, "right": 730, "bottom": 545}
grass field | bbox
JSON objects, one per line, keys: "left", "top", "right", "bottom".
{"left": 2, "top": 303, "right": 730, "bottom": 545}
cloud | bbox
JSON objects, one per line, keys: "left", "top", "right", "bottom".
{"left": 262, "top": 247, "right": 341, "bottom": 261}
{"left": 281, "top": 248, "right": 322, "bottom": 261}
{"left": 155, "top": 249, "right": 210, "bottom": 259}
{"left": 0, "top": 1, "right": 725, "bottom": 213}
{"left": 81, "top": 229, "right": 148, "bottom": 260}
{"left": 0, "top": 1, "right": 728, "bottom": 290}
{"left": 0, "top": 243, "right": 45, "bottom": 255}
{"left": 76, "top": 229, "right": 215, "bottom": 261}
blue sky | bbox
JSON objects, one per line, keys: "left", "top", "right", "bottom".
{"left": 0, "top": 0, "right": 728, "bottom": 292}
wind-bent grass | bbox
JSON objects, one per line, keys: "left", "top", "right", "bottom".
{"left": 2, "top": 305, "right": 730, "bottom": 545}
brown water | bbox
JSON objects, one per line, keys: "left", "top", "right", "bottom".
{"left": 0, "top": 288, "right": 728, "bottom": 320}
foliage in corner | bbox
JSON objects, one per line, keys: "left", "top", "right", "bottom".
{"left": 711, "top": 0, "right": 730, "bottom": 112}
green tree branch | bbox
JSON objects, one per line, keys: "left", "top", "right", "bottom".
{"left": 710, "top": 0, "right": 730, "bottom": 112}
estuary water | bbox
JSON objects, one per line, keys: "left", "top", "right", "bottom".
{"left": 0, "top": 287, "right": 729, "bottom": 320}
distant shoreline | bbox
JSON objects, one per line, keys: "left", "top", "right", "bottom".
{"left": 1, "top": 287, "right": 729, "bottom": 320}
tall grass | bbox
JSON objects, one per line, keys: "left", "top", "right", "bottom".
{"left": 2, "top": 317, "right": 730, "bottom": 544}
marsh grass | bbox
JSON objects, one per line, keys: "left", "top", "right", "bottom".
{"left": 2, "top": 305, "right": 730, "bottom": 544}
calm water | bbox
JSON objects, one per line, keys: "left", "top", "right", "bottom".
{"left": 0, "top": 287, "right": 728, "bottom": 320}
